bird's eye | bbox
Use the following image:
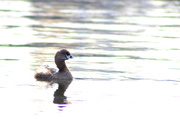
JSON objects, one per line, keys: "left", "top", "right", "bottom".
{"left": 66, "top": 52, "right": 70, "bottom": 55}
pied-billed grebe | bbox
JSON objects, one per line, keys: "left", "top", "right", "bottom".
{"left": 35, "top": 49, "right": 73, "bottom": 103}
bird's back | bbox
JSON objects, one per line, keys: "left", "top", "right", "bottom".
{"left": 34, "top": 65, "right": 57, "bottom": 82}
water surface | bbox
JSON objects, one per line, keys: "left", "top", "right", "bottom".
{"left": 0, "top": 0, "right": 180, "bottom": 118}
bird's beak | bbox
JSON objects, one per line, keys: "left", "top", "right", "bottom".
{"left": 66, "top": 55, "right": 73, "bottom": 60}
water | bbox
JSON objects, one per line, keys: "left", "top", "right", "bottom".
{"left": 0, "top": 0, "right": 180, "bottom": 118}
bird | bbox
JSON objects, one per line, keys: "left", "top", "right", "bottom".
{"left": 34, "top": 49, "right": 73, "bottom": 103}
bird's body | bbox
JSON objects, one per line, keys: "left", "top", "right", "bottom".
{"left": 34, "top": 49, "right": 73, "bottom": 103}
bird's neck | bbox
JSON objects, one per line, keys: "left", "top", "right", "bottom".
{"left": 56, "top": 61, "right": 67, "bottom": 72}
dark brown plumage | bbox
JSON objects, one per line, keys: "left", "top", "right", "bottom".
{"left": 34, "top": 49, "right": 73, "bottom": 103}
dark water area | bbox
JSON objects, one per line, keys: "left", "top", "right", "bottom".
{"left": 0, "top": 0, "right": 180, "bottom": 118}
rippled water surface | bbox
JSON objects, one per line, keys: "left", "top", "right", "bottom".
{"left": 0, "top": 0, "right": 180, "bottom": 118}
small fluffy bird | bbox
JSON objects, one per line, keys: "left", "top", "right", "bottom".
{"left": 34, "top": 49, "right": 73, "bottom": 103}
